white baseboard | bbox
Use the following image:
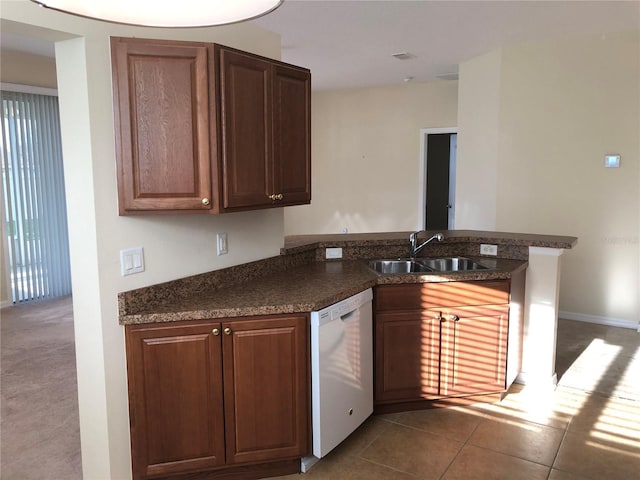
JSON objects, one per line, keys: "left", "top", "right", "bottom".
{"left": 559, "top": 310, "right": 639, "bottom": 330}
{"left": 0, "top": 300, "right": 13, "bottom": 309}
{"left": 515, "top": 372, "right": 558, "bottom": 390}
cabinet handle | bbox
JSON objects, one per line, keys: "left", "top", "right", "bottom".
{"left": 268, "top": 193, "right": 284, "bottom": 201}
{"left": 202, "top": 198, "right": 210, "bottom": 206}
{"left": 212, "top": 328, "right": 220, "bottom": 336}
{"left": 224, "top": 327, "right": 232, "bottom": 335}
{"left": 447, "top": 314, "right": 459, "bottom": 322}
{"left": 435, "top": 315, "right": 444, "bottom": 322}
{"left": 268, "top": 194, "right": 276, "bottom": 201}
{"left": 276, "top": 193, "right": 283, "bottom": 200}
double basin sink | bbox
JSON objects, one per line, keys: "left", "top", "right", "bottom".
{"left": 367, "top": 257, "right": 491, "bottom": 274}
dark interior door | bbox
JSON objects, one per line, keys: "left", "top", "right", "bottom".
{"left": 425, "top": 133, "right": 451, "bottom": 230}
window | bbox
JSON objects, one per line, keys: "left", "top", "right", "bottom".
{"left": 1, "top": 90, "right": 71, "bottom": 303}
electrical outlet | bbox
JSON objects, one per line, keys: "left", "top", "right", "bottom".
{"left": 120, "top": 247, "right": 144, "bottom": 276}
{"left": 217, "top": 233, "right": 228, "bottom": 256}
{"left": 480, "top": 244, "right": 498, "bottom": 256}
{"left": 325, "top": 247, "right": 343, "bottom": 259}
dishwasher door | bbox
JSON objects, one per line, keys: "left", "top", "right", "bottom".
{"left": 308, "top": 288, "right": 373, "bottom": 462}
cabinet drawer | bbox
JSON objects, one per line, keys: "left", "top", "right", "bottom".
{"left": 375, "top": 281, "right": 509, "bottom": 312}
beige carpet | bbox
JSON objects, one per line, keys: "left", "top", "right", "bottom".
{"left": 1, "top": 296, "right": 82, "bottom": 480}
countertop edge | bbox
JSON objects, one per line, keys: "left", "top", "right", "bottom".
{"left": 281, "top": 230, "right": 578, "bottom": 254}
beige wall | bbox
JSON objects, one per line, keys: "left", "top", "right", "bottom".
{"left": 1, "top": 50, "right": 57, "bottom": 89}
{"left": 455, "top": 49, "right": 502, "bottom": 229}
{"left": 457, "top": 30, "right": 639, "bottom": 324}
{"left": 284, "top": 81, "right": 459, "bottom": 234}
{"left": 1, "top": 3, "right": 282, "bottom": 479}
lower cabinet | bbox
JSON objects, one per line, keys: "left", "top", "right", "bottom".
{"left": 374, "top": 278, "right": 522, "bottom": 408}
{"left": 125, "top": 314, "right": 309, "bottom": 479}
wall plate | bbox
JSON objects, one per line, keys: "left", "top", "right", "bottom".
{"left": 120, "top": 247, "right": 144, "bottom": 276}
{"left": 604, "top": 154, "right": 620, "bottom": 168}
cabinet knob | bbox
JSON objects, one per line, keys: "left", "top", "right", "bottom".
{"left": 276, "top": 193, "right": 283, "bottom": 200}
{"left": 268, "top": 194, "right": 276, "bottom": 201}
{"left": 224, "top": 327, "right": 232, "bottom": 335}
{"left": 447, "top": 314, "right": 459, "bottom": 322}
{"left": 435, "top": 315, "right": 444, "bottom": 322}
{"left": 202, "top": 198, "right": 210, "bottom": 206}
{"left": 212, "top": 328, "right": 220, "bottom": 336}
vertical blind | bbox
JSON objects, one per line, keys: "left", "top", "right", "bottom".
{"left": 1, "top": 90, "right": 72, "bottom": 303}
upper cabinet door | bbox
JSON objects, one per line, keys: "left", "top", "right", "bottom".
{"left": 217, "top": 47, "right": 272, "bottom": 209}
{"left": 111, "top": 38, "right": 213, "bottom": 214}
{"left": 272, "top": 64, "right": 311, "bottom": 206}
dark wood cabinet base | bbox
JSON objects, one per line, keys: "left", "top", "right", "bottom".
{"left": 152, "top": 459, "right": 300, "bottom": 480}
{"left": 374, "top": 391, "right": 504, "bottom": 415}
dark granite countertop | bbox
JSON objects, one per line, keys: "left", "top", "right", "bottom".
{"left": 120, "top": 257, "right": 527, "bottom": 325}
{"left": 120, "top": 230, "right": 577, "bottom": 326}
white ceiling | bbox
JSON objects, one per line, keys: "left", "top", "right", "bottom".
{"left": 2, "top": 1, "right": 639, "bottom": 91}
{"left": 252, "top": 0, "right": 640, "bottom": 90}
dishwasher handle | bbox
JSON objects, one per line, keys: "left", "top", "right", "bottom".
{"left": 340, "top": 310, "right": 357, "bottom": 322}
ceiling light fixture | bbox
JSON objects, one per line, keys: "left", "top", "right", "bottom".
{"left": 30, "top": 0, "right": 284, "bottom": 28}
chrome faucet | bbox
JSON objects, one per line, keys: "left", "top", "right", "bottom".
{"left": 409, "top": 231, "right": 445, "bottom": 258}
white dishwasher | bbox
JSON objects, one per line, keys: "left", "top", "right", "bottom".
{"left": 302, "top": 288, "right": 373, "bottom": 472}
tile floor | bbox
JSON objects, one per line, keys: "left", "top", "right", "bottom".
{"left": 274, "top": 384, "right": 640, "bottom": 480}
{"left": 1, "top": 297, "right": 639, "bottom": 480}
{"left": 275, "top": 318, "right": 640, "bottom": 480}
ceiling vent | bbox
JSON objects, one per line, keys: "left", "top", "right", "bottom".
{"left": 392, "top": 52, "right": 415, "bottom": 60}
{"left": 436, "top": 72, "right": 459, "bottom": 81}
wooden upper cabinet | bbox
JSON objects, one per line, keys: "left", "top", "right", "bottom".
{"left": 217, "top": 48, "right": 272, "bottom": 209}
{"left": 272, "top": 63, "right": 311, "bottom": 205}
{"left": 111, "top": 37, "right": 311, "bottom": 215}
{"left": 216, "top": 46, "right": 311, "bottom": 211}
{"left": 111, "top": 37, "right": 213, "bottom": 214}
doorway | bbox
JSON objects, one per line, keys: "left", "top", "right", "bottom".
{"left": 419, "top": 128, "right": 457, "bottom": 230}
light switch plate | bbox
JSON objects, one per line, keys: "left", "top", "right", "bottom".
{"left": 120, "top": 247, "right": 144, "bottom": 276}
{"left": 326, "top": 247, "right": 343, "bottom": 259}
{"left": 217, "top": 233, "right": 228, "bottom": 256}
{"left": 480, "top": 244, "right": 498, "bottom": 256}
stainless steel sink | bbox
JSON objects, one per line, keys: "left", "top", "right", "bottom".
{"left": 367, "top": 256, "right": 490, "bottom": 274}
{"left": 367, "top": 259, "right": 434, "bottom": 274}
{"left": 418, "top": 257, "right": 489, "bottom": 272}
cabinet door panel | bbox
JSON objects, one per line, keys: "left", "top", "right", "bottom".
{"left": 111, "top": 38, "right": 212, "bottom": 213}
{"left": 272, "top": 64, "right": 311, "bottom": 205}
{"left": 440, "top": 305, "right": 509, "bottom": 396}
{"left": 222, "top": 316, "right": 309, "bottom": 464}
{"left": 219, "top": 48, "right": 271, "bottom": 208}
{"left": 125, "top": 322, "right": 225, "bottom": 479}
{"left": 375, "top": 312, "right": 440, "bottom": 404}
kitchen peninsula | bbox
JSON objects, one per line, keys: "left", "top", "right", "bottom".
{"left": 119, "top": 230, "right": 576, "bottom": 480}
